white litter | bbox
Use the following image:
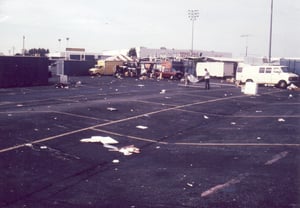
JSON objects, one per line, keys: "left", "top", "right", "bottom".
{"left": 278, "top": 118, "right": 285, "bottom": 122}
{"left": 80, "top": 136, "right": 119, "bottom": 144}
{"left": 231, "top": 122, "right": 236, "bottom": 125}
{"left": 107, "top": 107, "right": 117, "bottom": 111}
{"left": 118, "top": 145, "right": 140, "bottom": 156}
{"left": 112, "top": 159, "right": 120, "bottom": 164}
{"left": 287, "top": 84, "right": 298, "bottom": 90}
{"left": 187, "top": 74, "right": 199, "bottom": 83}
{"left": 160, "top": 89, "right": 166, "bottom": 94}
{"left": 80, "top": 137, "right": 140, "bottom": 156}
{"left": 103, "top": 144, "right": 119, "bottom": 151}
{"left": 187, "top": 183, "right": 194, "bottom": 187}
{"left": 137, "top": 84, "right": 145, "bottom": 87}
{"left": 136, "top": 125, "right": 148, "bottom": 130}
{"left": 16, "top": 104, "right": 23, "bottom": 107}
{"left": 40, "top": 146, "right": 47, "bottom": 149}
{"left": 203, "top": 115, "right": 209, "bottom": 119}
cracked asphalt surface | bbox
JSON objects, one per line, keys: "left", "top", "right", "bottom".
{"left": 0, "top": 76, "right": 299, "bottom": 208}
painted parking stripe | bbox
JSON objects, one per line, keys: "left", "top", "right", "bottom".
{"left": 265, "top": 151, "right": 289, "bottom": 165}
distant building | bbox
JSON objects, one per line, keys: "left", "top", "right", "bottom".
{"left": 48, "top": 48, "right": 103, "bottom": 61}
{"left": 102, "top": 46, "right": 232, "bottom": 59}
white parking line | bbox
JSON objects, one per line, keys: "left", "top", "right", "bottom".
{"left": 0, "top": 91, "right": 298, "bottom": 154}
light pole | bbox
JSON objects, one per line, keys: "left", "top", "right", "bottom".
{"left": 58, "top": 38, "right": 62, "bottom": 54}
{"left": 188, "top": 9, "right": 199, "bottom": 56}
{"left": 65, "top": 37, "right": 70, "bottom": 60}
{"left": 240, "top": 34, "right": 251, "bottom": 57}
{"left": 66, "top": 37, "right": 70, "bottom": 48}
{"left": 268, "top": 0, "right": 273, "bottom": 63}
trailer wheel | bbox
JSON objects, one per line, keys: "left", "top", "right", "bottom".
{"left": 277, "top": 80, "right": 287, "bottom": 89}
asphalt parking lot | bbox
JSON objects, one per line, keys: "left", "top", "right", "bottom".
{"left": 0, "top": 76, "right": 299, "bottom": 208}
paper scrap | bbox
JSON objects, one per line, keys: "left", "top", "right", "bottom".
{"left": 136, "top": 125, "right": 148, "bottom": 129}
{"left": 118, "top": 145, "right": 140, "bottom": 156}
{"left": 80, "top": 136, "right": 119, "bottom": 144}
{"left": 107, "top": 107, "right": 117, "bottom": 111}
{"left": 160, "top": 89, "right": 166, "bottom": 94}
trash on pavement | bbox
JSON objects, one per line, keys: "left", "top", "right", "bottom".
{"left": 103, "top": 144, "right": 119, "bottom": 151}
{"left": 203, "top": 115, "right": 209, "bottom": 119}
{"left": 287, "top": 84, "right": 298, "bottom": 91}
{"left": 107, "top": 107, "right": 118, "bottom": 111}
{"left": 118, "top": 145, "right": 140, "bottom": 156}
{"left": 136, "top": 125, "right": 148, "bottom": 129}
{"left": 112, "top": 159, "right": 120, "bottom": 163}
{"left": 160, "top": 89, "right": 166, "bottom": 94}
{"left": 278, "top": 118, "right": 285, "bottom": 122}
{"left": 187, "top": 183, "right": 194, "bottom": 187}
{"left": 80, "top": 136, "right": 119, "bottom": 144}
{"left": 187, "top": 74, "right": 200, "bottom": 83}
{"left": 80, "top": 136, "right": 140, "bottom": 156}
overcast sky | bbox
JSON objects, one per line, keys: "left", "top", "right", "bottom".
{"left": 0, "top": 0, "right": 299, "bottom": 57}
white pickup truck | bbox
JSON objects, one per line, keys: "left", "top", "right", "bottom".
{"left": 236, "top": 64, "right": 299, "bottom": 88}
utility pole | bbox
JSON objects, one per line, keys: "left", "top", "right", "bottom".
{"left": 188, "top": 9, "right": 199, "bottom": 56}
{"left": 22, "top": 35, "right": 25, "bottom": 56}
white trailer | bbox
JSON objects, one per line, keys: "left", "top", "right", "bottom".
{"left": 196, "top": 62, "right": 235, "bottom": 78}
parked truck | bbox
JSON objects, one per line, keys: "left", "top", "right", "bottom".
{"left": 89, "top": 60, "right": 124, "bottom": 76}
{"left": 196, "top": 62, "right": 235, "bottom": 78}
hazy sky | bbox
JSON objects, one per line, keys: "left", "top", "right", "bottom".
{"left": 0, "top": 0, "right": 299, "bottom": 57}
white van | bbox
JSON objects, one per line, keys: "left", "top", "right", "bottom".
{"left": 236, "top": 64, "right": 299, "bottom": 88}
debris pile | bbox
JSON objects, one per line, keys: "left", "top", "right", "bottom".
{"left": 80, "top": 136, "right": 140, "bottom": 156}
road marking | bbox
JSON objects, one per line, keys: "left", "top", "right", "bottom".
{"left": 201, "top": 174, "right": 247, "bottom": 197}
{"left": 175, "top": 142, "right": 300, "bottom": 147}
{"left": 0, "top": 92, "right": 298, "bottom": 153}
{"left": 92, "top": 129, "right": 168, "bottom": 144}
{"left": 265, "top": 151, "right": 289, "bottom": 165}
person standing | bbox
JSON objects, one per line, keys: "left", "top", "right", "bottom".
{"left": 204, "top": 68, "right": 210, "bottom": 89}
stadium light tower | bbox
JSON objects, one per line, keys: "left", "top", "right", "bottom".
{"left": 188, "top": 9, "right": 199, "bottom": 56}
{"left": 268, "top": 0, "right": 273, "bottom": 63}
